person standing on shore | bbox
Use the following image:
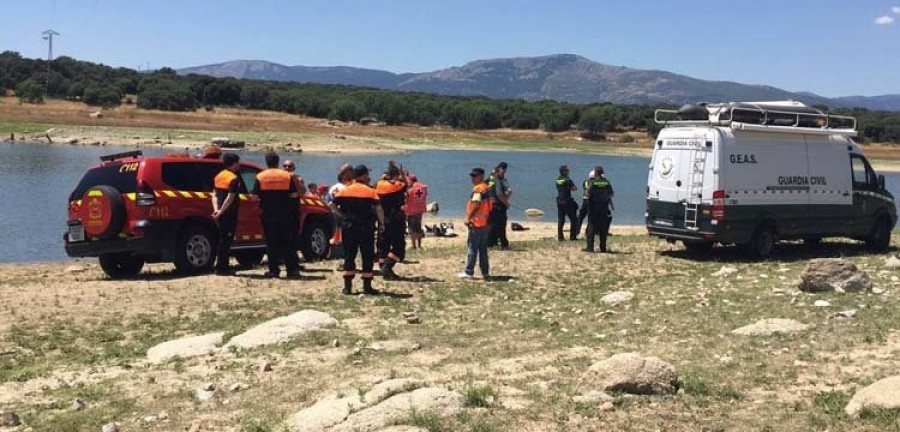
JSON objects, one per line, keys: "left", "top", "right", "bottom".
{"left": 253, "top": 152, "right": 301, "bottom": 278}
{"left": 577, "top": 169, "right": 595, "bottom": 236}
{"left": 584, "top": 166, "right": 614, "bottom": 253}
{"left": 487, "top": 162, "right": 511, "bottom": 250}
{"left": 404, "top": 173, "right": 428, "bottom": 250}
{"left": 327, "top": 164, "right": 354, "bottom": 247}
{"left": 459, "top": 168, "right": 493, "bottom": 280}
{"left": 330, "top": 165, "right": 385, "bottom": 295}
{"left": 211, "top": 153, "right": 244, "bottom": 276}
{"left": 555, "top": 165, "right": 579, "bottom": 241}
{"left": 375, "top": 162, "right": 408, "bottom": 280}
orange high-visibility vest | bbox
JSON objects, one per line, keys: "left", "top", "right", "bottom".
{"left": 467, "top": 183, "right": 492, "bottom": 228}
{"left": 214, "top": 169, "right": 237, "bottom": 190}
{"left": 256, "top": 168, "right": 292, "bottom": 191}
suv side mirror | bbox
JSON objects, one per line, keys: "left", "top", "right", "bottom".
{"left": 878, "top": 174, "right": 886, "bottom": 190}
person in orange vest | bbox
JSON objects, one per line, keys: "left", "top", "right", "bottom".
{"left": 211, "top": 153, "right": 245, "bottom": 276}
{"left": 375, "top": 162, "right": 408, "bottom": 280}
{"left": 404, "top": 173, "right": 428, "bottom": 250}
{"left": 329, "top": 165, "right": 385, "bottom": 295}
{"left": 458, "top": 167, "right": 493, "bottom": 280}
{"left": 252, "top": 152, "right": 301, "bottom": 278}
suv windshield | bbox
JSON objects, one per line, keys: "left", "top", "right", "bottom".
{"left": 70, "top": 164, "right": 137, "bottom": 200}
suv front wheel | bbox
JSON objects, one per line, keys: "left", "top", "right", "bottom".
{"left": 300, "top": 219, "right": 331, "bottom": 261}
{"left": 174, "top": 224, "right": 217, "bottom": 274}
{"left": 99, "top": 254, "right": 145, "bottom": 279}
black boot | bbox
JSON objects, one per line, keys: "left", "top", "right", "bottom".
{"left": 342, "top": 277, "right": 353, "bottom": 295}
{"left": 363, "top": 278, "right": 379, "bottom": 295}
{"left": 382, "top": 260, "right": 401, "bottom": 280}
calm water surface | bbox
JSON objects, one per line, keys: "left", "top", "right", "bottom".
{"left": 1, "top": 142, "right": 898, "bottom": 262}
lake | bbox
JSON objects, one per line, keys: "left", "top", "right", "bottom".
{"left": 1, "top": 141, "right": 898, "bottom": 263}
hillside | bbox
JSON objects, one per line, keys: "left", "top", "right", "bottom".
{"left": 179, "top": 54, "right": 893, "bottom": 109}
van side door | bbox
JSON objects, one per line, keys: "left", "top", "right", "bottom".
{"left": 850, "top": 155, "right": 878, "bottom": 236}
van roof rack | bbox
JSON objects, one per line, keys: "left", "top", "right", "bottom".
{"left": 99, "top": 150, "right": 143, "bottom": 162}
{"left": 654, "top": 101, "right": 857, "bottom": 137}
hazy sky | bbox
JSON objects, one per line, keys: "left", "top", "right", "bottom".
{"left": 2, "top": 0, "right": 898, "bottom": 97}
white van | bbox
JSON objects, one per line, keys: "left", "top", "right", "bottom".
{"left": 646, "top": 101, "right": 896, "bottom": 257}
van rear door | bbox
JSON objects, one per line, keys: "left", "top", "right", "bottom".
{"left": 647, "top": 130, "right": 712, "bottom": 227}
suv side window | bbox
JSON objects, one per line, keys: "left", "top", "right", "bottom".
{"left": 240, "top": 165, "right": 259, "bottom": 193}
{"left": 162, "top": 162, "right": 221, "bottom": 192}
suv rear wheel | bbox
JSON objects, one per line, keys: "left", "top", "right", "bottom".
{"left": 300, "top": 219, "right": 331, "bottom": 261}
{"left": 99, "top": 254, "right": 145, "bottom": 279}
{"left": 174, "top": 224, "right": 217, "bottom": 274}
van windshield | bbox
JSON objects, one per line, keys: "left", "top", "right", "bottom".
{"left": 69, "top": 164, "right": 137, "bottom": 200}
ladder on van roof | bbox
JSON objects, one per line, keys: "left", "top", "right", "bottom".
{"left": 684, "top": 148, "right": 707, "bottom": 230}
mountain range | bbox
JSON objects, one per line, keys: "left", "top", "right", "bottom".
{"left": 178, "top": 54, "right": 900, "bottom": 111}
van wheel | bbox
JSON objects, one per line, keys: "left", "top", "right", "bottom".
{"left": 99, "top": 254, "right": 145, "bottom": 279}
{"left": 683, "top": 241, "right": 713, "bottom": 254}
{"left": 234, "top": 249, "right": 265, "bottom": 268}
{"left": 866, "top": 217, "right": 892, "bottom": 252}
{"left": 174, "top": 224, "right": 217, "bottom": 274}
{"left": 746, "top": 226, "right": 776, "bottom": 258}
{"left": 300, "top": 219, "right": 331, "bottom": 261}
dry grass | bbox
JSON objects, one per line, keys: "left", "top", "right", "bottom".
{"left": 1, "top": 223, "right": 899, "bottom": 431}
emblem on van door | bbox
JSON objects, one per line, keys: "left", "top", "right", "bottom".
{"left": 660, "top": 157, "right": 675, "bottom": 179}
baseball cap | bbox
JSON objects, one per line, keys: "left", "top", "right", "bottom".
{"left": 353, "top": 164, "right": 370, "bottom": 178}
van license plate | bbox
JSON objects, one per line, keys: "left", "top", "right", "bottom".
{"left": 68, "top": 225, "right": 85, "bottom": 242}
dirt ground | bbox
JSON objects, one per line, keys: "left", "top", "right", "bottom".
{"left": 1, "top": 222, "right": 899, "bottom": 431}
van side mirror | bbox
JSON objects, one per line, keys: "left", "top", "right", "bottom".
{"left": 878, "top": 174, "right": 886, "bottom": 190}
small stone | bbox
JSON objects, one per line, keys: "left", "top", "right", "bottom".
{"left": 102, "top": 422, "right": 120, "bottom": 432}
{"left": 143, "top": 415, "right": 157, "bottom": 423}
{"left": 885, "top": 256, "right": 900, "bottom": 268}
{"left": 202, "top": 382, "right": 216, "bottom": 392}
{"left": 64, "top": 264, "right": 88, "bottom": 274}
{"left": 229, "top": 382, "right": 248, "bottom": 392}
{"left": 873, "top": 287, "right": 886, "bottom": 294}
{"left": 259, "top": 362, "right": 273, "bottom": 373}
{"left": 0, "top": 411, "right": 21, "bottom": 427}
{"left": 351, "top": 346, "right": 362, "bottom": 356}
{"left": 599, "top": 401, "right": 616, "bottom": 412}
{"left": 573, "top": 390, "right": 613, "bottom": 404}
{"left": 405, "top": 315, "right": 422, "bottom": 324}
{"left": 712, "top": 266, "right": 738, "bottom": 277}
{"left": 601, "top": 291, "right": 634, "bottom": 306}
{"left": 188, "top": 421, "right": 202, "bottom": 432}
{"left": 196, "top": 389, "right": 215, "bottom": 402}
{"left": 813, "top": 300, "right": 831, "bottom": 308}
{"left": 411, "top": 343, "right": 422, "bottom": 351}
{"left": 331, "top": 339, "right": 340, "bottom": 348}
{"left": 71, "top": 398, "right": 86, "bottom": 411}
{"left": 832, "top": 309, "right": 858, "bottom": 320}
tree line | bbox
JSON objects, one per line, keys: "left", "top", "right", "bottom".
{"left": 2, "top": 51, "right": 898, "bottom": 143}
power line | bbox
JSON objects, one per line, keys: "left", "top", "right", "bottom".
{"left": 42, "top": 29, "right": 60, "bottom": 61}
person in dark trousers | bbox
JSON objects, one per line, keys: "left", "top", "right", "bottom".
{"left": 212, "top": 153, "right": 245, "bottom": 276}
{"left": 487, "top": 162, "right": 511, "bottom": 249}
{"left": 252, "top": 152, "right": 301, "bottom": 278}
{"left": 555, "top": 165, "right": 579, "bottom": 241}
{"left": 584, "top": 166, "right": 615, "bottom": 253}
{"left": 576, "top": 169, "right": 595, "bottom": 236}
{"left": 458, "top": 167, "right": 493, "bottom": 280}
{"left": 282, "top": 159, "right": 307, "bottom": 265}
{"left": 329, "top": 165, "right": 385, "bottom": 295}
{"left": 375, "top": 161, "right": 408, "bottom": 280}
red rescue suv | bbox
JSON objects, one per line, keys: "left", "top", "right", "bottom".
{"left": 64, "top": 150, "right": 334, "bottom": 278}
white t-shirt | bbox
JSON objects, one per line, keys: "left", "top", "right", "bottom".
{"left": 326, "top": 182, "right": 346, "bottom": 204}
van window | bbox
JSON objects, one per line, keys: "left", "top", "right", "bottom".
{"left": 162, "top": 162, "right": 221, "bottom": 192}
{"left": 851, "top": 155, "right": 875, "bottom": 187}
{"left": 70, "top": 164, "right": 137, "bottom": 200}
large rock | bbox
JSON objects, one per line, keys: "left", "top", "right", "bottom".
{"left": 331, "top": 388, "right": 463, "bottom": 432}
{"left": 582, "top": 353, "right": 679, "bottom": 395}
{"left": 287, "top": 394, "right": 364, "bottom": 432}
{"left": 146, "top": 332, "right": 224, "bottom": 364}
{"left": 845, "top": 375, "right": 900, "bottom": 417}
{"left": 799, "top": 259, "right": 872, "bottom": 293}
{"left": 732, "top": 318, "right": 809, "bottom": 336}
{"left": 601, "top": 291, "right": 634, "bottom": 306}
{"left": 226, "top": 310, "right": 337, "bottom": 350}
